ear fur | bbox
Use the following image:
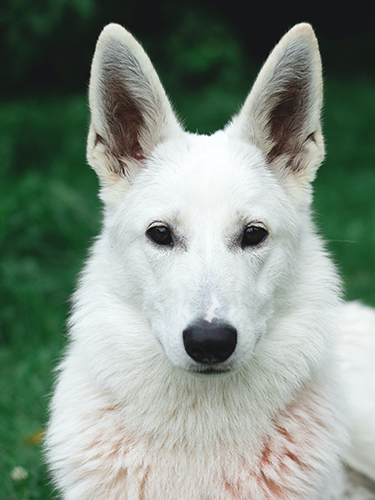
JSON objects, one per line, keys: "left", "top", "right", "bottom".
{"left": 227, "top": 23, "right": 324, "bottom": 192}
{"left": 87, "top": 23, "right": 182, "bottom": 187}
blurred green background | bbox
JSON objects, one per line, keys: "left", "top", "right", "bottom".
{"left": 1, "top": 2, "right": 375, "bottom": 498}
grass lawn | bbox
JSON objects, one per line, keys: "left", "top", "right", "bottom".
{"left": 1, "top": 75, "right": 375, "bottom": 498}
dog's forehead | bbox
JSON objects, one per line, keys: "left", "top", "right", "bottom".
{"left": 121, "top": 130, "right": 293, "bottom": 238}
{"left": 144, "top": 132, "right": 286, "bottom": 215}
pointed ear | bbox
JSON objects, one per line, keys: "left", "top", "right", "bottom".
{"left": 87, "top": 23, "right": 182, "bottom": 186}
{"left": 227, "top": 24, "right": 324, "bottom": 192}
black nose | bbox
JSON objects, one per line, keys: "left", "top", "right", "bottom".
{"left": 183, "top": 320, "right": 237, "bottom": 364}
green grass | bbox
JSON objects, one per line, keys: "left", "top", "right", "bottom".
{"left": 1, "top": 76, "right": 375, "bottom": 498}
{"left": 0, "top": 97, "right": 100, "bottom": 499}
{"left": 315, "top": 78, "right": 375, "bottom": 304}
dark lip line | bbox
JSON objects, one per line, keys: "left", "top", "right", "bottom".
{"left": 188, "top": 366, "right": 232, "bottom": 376}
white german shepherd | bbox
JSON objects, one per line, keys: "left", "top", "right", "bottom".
{"left": 46, "top": 23, "right": 375, "bottom": 499}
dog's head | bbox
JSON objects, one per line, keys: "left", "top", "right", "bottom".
{"left": 86, "top": 23, "right": 329, "bottom": 376}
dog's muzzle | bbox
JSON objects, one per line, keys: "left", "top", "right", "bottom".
{"left": 183, "top": 320, "right": 237, "bottom": 365}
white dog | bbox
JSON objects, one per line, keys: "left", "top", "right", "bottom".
{"left": 46, "top": 23, "right": 375, "bottom": 499}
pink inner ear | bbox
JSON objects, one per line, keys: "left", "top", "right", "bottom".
{"left": 133, "top": 144, "right": 146, "bottom": 161}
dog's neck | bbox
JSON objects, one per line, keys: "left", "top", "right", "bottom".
{"left": 58, "top": 353, "right": 345, "bottom": 499}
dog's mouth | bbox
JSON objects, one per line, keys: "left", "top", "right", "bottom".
{"left": 187, "top": 364, "right": 233, "bottom": 376}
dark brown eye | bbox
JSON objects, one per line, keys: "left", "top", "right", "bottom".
{"left": 241, "top": 225, "right": 268, "bottom": 248}
{"left": 147, "top": 225, "right": 173, "bottom": 246}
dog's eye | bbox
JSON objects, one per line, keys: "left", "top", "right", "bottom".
{"left": 147, "top": 225, "right": 173, "bottom": 246}
{"left": 241, "top": 225, "right": 268, "bottom": 248}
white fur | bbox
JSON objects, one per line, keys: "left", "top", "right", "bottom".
{"left": 339, "top": 302, "right": 375, "bottom": 483}
{"left": 45, "top": 23, "right": 375, "bottom": 499}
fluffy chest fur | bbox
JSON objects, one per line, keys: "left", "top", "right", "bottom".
{"left": 48, "top": 356, "right": 344, "bottom": 499}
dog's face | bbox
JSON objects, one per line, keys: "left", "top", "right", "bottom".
{"left": 87, "top": 23, "right": 325, "bottom": 374}
{"left": 106, "top": 133, "right": 301, "bottom": 374}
